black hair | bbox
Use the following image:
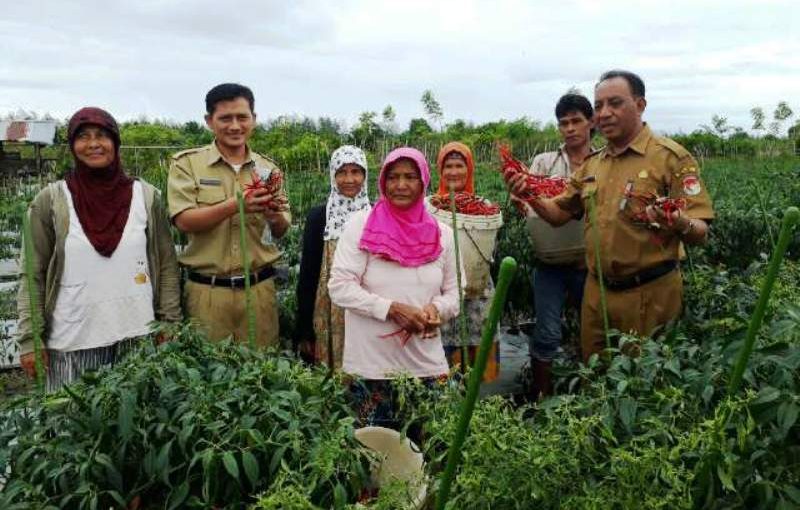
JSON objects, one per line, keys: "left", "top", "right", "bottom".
{"left": 205, "top": 83, "right": 255, "bottom": 115}
{"left": 555, "top": 93, "right": 594, "bottom": 121}
{"left": 598, "top": 70, "right": 645, "bottom": 98}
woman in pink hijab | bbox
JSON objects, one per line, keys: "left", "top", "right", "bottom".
{"left": 328, "top": 147, "right": 462, "bottom": 432}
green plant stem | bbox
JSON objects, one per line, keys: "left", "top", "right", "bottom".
{"left": 236, "top": 191, "right": 256, "bottom": 350}
{"left": 448, "top": 186, "right": 469, "bottom": 374}
{"left": 727, "top": 206, "right": 799, "bottom": 395}
{"left": 22, "top": 212, "right": 45, "bottom": 392}
{"left": 588, "top": 192, "right": 611, "bottom": 350}
{"left": 752, "top": 178, "right": 776, "bottom": 250}
{"left": 434, "top": 256, "right": 518, "bottom": 510}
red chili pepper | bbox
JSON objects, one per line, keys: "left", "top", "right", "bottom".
{"left": 498, "top": 145, "right": 567, "bottom": 214}
{"left": 380, "top": 328, "right": 413, "bottom": 346}
{"left": 430, "top": 192, "right": 500, "bottom": 215}
{"left": 243, "top": 170, "right": 283, "bottom": 197}
{"left": 625, "top": 190, "right": 687, "bottom": 227}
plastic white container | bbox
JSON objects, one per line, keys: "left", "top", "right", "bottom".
{"left": 427, "top": 200, "right": 503, "bottom": 299}
{"left": 354, "top": 426, "right": 427, "bottom": 509}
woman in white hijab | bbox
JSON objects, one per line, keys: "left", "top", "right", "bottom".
{"left": 295, "top": 145, "right": 370, "bottom": 369}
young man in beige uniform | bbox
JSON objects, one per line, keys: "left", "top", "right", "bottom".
{"left": 168, "top": 83, "right": 290, "bottom": 348}
{"left": 518, "top": 70, "right": 714, "bottom": 363}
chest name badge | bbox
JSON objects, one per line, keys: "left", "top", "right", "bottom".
{"left": 638, "top": 170, "right": 648, "bottom": 179}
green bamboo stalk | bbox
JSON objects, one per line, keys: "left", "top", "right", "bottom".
{"left": 448, "top": 186, "right": 470, "bottom": 374}
{"left": 22, "top": 212, "right": 45, "bottom": 392}
{"left": 588, "top": 192, "right": 611, "bottom": 350}
{"left": 727, "top": 206, "right": 799, "bottom": 395}
{"left": 752, "top": 178, "right": 776, "bottom": 250}
{"left": 236, "top": 191, "right": 256, "bottom": 350}
{"left": 435, "top": 256, "right": 518, "bottom": 510}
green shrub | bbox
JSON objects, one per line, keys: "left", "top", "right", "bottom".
{"left": 0, "top": 323, "right": 373, "bottom": 509}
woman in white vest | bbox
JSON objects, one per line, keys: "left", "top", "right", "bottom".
{"left": 17, "top": 107, "right": 181, "bottom": 391}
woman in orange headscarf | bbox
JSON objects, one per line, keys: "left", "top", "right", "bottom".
{"left": 426, "top": 142, "right": 503, "bottom": 381}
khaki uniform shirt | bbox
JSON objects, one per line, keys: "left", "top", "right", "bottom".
{"left": 168, "top": 142, "right": 291, "bottom": 276}
{"left": 555, "top": 125, "right": 714, "bottom": 279}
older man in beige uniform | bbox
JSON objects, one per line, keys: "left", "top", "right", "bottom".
{"left": 168, "top": 83, "right": 290, "bottom": 348}
{"left": 519, "top": 70, "right": 714, "bottom": 363}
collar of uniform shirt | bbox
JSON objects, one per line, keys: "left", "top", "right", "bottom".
{"left": 601, "top": 123, "right": 652, "bottom": 159}
{"left": 206, "top": 141, "right": 256, "bottom": 168}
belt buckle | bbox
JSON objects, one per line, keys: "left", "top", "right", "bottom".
{"left": 229, "top": 274, "right": 246, "bottom": 287}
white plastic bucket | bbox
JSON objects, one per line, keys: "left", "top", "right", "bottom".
{"left": 354, "top": 426, "right": 427, "bottom": 509}
{"left": 429, "top": 204, "right": 503, "bottom": 298}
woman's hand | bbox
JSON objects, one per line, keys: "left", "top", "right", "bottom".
{"left": 387, "top": 302, "right": 428, "bottom": 334}
{"left": 421, "top": 303, "right": 441, "bottom": 339}
{"left": 20, "top": 351, "right": 49, "bottom": 379}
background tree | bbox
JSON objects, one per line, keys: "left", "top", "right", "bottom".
{"left": 750, "top": 107, "right": 766, "bottom": 135}
{"left": 701, "top": 114, "right": 732, "bottom": 139}
{"left": 351, "top": 111, "right": 382, "bottom": 150}
{"left": 407, "top": 118, "right": 433, "bottom": 139}
{"left": 381, "top": 105, "right": 398, "bottom": 135}
{"left": 421, "top": 89, "right": 444, "bottom": 131}
{"left": 770, "top": 101, "right": 794, "bottom": 136}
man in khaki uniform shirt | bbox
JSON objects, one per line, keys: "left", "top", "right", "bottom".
{"left": 168, "top": 83, "right": 290, "bottom": 348}
{"left": 523, "top": 70, "right": 714, "bottom": 363}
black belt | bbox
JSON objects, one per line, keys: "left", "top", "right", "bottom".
{"left": 600, "top": 260, "right": 677, "bottom": 291}
{"left": 187, "top": 266, "right": 275, "bottom": 288}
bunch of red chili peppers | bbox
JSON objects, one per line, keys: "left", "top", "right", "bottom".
{"left": 243, "top": 171, "right": 283, "bottom": 197}
{"left": 430, "top": 192, "right": 501, "bottom": 216}
{"left": 498, "top": 145, "right": 567, "bottom": 213}
{"left": 625, "top": 190, "right": 687, "bottom": 228}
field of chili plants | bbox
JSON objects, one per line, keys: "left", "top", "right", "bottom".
{"left": 0, "top": 151, "right": 798, "bottom": 509}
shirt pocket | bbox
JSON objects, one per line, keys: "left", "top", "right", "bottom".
{"left": 54, "top": 282, "right": 87, "bottom": 324}
{"left": 197, "top": 186, "right": 227, "bottom": 206}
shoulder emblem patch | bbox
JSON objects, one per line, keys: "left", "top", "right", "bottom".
{"left": 682, "top": 175, "right": 702, "bottom": 196}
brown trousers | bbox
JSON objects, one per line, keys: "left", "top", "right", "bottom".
{"left": 581, "top": 269, "right": 682, "bottom": 363}
{"left": 184, "top": 278, "right": 279, "bottom": 349}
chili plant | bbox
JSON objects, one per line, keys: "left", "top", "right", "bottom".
{"left": 0, "top": 324, "right": 374, "bottom": 509}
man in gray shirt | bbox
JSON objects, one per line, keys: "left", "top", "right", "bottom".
{"left": 507, "top": 93, "right": 595, "bottom": 400}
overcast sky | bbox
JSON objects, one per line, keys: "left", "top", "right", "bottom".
{"left": 2, "top": 0, "right": 798, "bottom": 134}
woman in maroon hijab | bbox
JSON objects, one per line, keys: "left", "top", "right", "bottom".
{"left": 17, "top": 107, "right": 181, "bottom": 391}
